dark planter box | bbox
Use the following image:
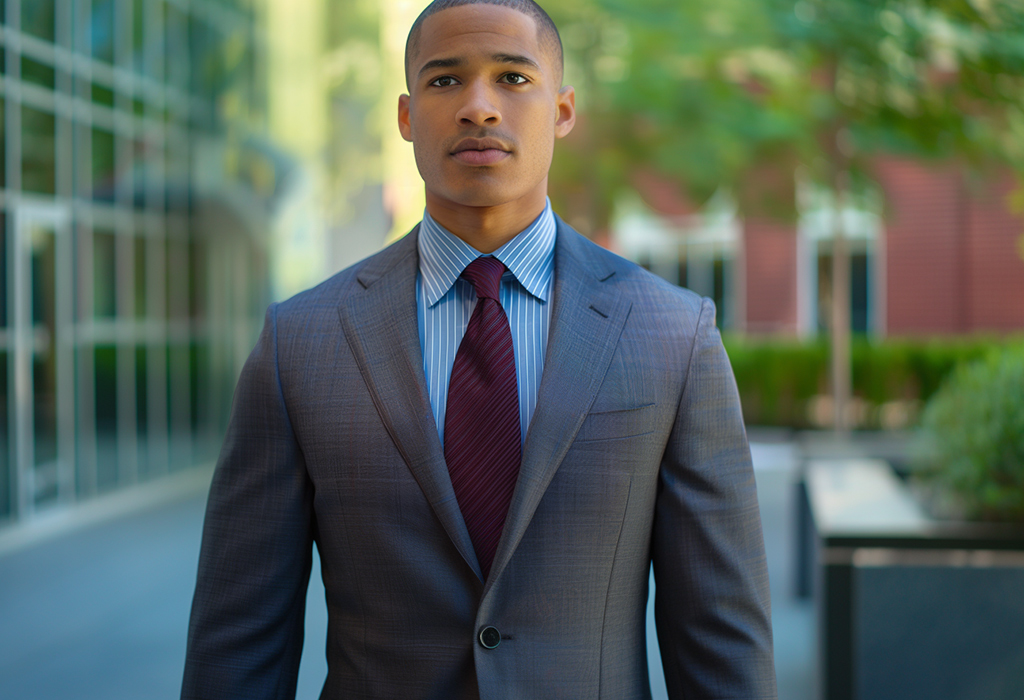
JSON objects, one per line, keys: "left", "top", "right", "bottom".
{"left": 797, "top": 460, "right": 1024, "bottom": 700}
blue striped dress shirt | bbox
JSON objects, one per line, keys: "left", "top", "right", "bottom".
{"left": 417, "top": 200, "right": 556, "bottom": 447}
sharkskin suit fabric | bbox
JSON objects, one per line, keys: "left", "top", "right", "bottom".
{"left": 181, "top": 218, "right": 777, "bottom": 700}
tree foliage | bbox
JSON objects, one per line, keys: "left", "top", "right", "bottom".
{"left": 547, "top": 0, "right": 1024, "bottom": 231}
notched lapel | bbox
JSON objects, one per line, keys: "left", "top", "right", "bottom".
{"left": 337, "top": 230, "right": 482, "bottom": 580}
{"left": 487, "top": 224, "right": 632, "bottom": 588}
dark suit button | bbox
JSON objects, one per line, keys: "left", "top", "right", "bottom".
{"left": 478, "top": 625, "right": 501, "bottom": 649}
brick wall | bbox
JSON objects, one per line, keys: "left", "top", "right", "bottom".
{"left": 737, "top": 158, "right": 1023, "bottom": 336}
{"left": 743, "top": 218, "right": 799, "bottom": 334}
{"left": 875, "top": 158, "right": 1024, "bottom": 335}
{"left": 874, "top": 158, "right": 966, "bottom": 334}
{"left": 965, "top": 173, "right": 1024, "bottom": 331}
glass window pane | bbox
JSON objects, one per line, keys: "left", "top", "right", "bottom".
{"left": 132, "top": 0, "right": 145, "bottom": 71}
{"left": 20, "top": 57, "right": 55, "bottom": 90}
{"left": 91, "top": 83, "right": 115, "bottom": 108}
{"left": 852, "top": 253, "right": 870, "bottom": 334}
{"left": 0, "top": 216, "right": 8, "bottom": 513}
{"left": 0, "top": 216, "right": 6, "bottom": 327}
{"left": 30, "top": 226, "right": 56, "bottom": 328}
{"left": 134, "top": 236, "right": 146, "bottom": 318}
{"left": 151, "top": 236, "right": 166, "bottom": 320}
{"left": 92, "top": 128, "right": 115, "bottom": 201}
{"left": 133, "top": 140, "right": 146, "bottom": 207}
{"left": 94, "top": 345, "right": 117, "bottom": 489}
{"left": 93, "top": 230, "right": 116, "bottom": 318}
{"left": 90, "top": 0, "right": 115, "bottom": 64}
{"left": 168, "top": 343, "right": 190, "bottom": 468}
{"left": 165, "top": 3, "right": 187, "bottom": 88}
{"left": 22, "top": 107, "right": 56, "bottom": 195}
{"left": 141, "top": 0, "right": 162, "bottom": 80}
{"left": 74, "top": 225, "right": 90, "bottom": 321}
{"left": 31, "top": 226, "right": 57, "bottom": 469}
{"left": 166, "top": 139, "right": 188, "bottom": 193}
{"left": 165, "top": 234, "right": 183, "bottom": 320}
{"left": 135, "top": 345, "right": 147, "bottom": 472}
{"left": 0, "top": 98, "right": 5, "bottom": 189}
{"left": 817, "top": 253, "right": 829, "bottom": 332}
{"left": 188, "top": 239, "right": 203, "bottom": 320}
{"left": 22, "top": 0, "right": 55, "bottom": 42}
{"left": 190, "top": 341, "right": 203, "bottom": 434}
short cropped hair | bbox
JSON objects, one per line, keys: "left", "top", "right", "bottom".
{"left": 405, "top": 0, "right": 564, "bottom": 89}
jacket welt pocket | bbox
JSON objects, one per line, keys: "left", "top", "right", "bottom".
{"left": 577, "top": 403, "right": 657, "bottom": 442}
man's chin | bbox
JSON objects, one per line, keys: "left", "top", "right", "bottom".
{"left": 427, "top": 187, "right": 520, "bottom": 211}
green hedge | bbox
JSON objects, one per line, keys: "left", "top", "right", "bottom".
{"left": 722, "top": 335, "right": 1017, "bottom": 429}
{"left": 915, "top": 344, "right": 1024, "bottom": 522}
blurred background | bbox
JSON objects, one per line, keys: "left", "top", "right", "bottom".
{"left": 0, "top": 0, "right": 1021, "bottom": 698}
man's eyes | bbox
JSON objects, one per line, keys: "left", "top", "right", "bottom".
{"left": 427, "top": 73, "right": 531, "bottom": 88}
{"left": 499, "top": 73, "right": 529, "bottom": 85}
{"left": 429, "top": 76, "right": 459, "bottom": 88}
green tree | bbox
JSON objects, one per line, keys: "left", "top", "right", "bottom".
{"left": 549, "top": 0, "right": 1024, "bottom": 432}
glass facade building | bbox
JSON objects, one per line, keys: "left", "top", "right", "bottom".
{"left": 0, "top": 0, "right": 271, "bottom": 524}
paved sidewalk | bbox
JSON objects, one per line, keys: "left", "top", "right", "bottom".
{"left": 0, "top": 444, "right": 813, "bottom": 700}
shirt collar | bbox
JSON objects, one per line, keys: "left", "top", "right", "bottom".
{"left": 418, "top": 199, "right": 556, "bottom": 308}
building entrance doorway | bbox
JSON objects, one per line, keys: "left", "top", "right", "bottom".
{"left": 11, "top": 203, "right": 73, "bottom": 518}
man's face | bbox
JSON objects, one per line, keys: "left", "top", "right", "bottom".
{"left": 399, "top": 4, "right": 575, "bottom": 214}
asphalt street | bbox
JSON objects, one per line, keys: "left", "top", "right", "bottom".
{"left": 0, "top": 441, "right": 813, "bottom": 700}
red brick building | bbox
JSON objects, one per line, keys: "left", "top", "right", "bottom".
{"left": 874, "top": 159, "right": 1024, "bottom": 335}
{"left": 614, "top": 157, "right": 1024, "bottom": 337}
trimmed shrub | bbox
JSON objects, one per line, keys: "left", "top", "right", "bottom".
{"left": 722, "top": 335, "right": 1013, "bottom": 428}
{"left": 724, "top": 338, "right": 827, "bottom": 428}
{"left": 914, "top": 344, "right": 1024, "bottom": 522}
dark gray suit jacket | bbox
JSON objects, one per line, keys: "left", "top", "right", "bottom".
{"left": 182, "top": 218, "right": 776, "bottom": 699}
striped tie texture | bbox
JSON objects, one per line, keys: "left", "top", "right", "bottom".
{"left": 444, "top": 257, "right": 522, "bottom": 579}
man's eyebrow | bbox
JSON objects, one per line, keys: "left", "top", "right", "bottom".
{"left": 493, "top": 53, "right": 540, "bottom": 71}
{"left": 418, "top": 57, "right": 463, "bottom": 78}
{"left": 417, "top": 53, "right": 541, "bottom": 79}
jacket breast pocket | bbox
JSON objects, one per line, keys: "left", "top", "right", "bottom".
{"left": 576, "top": 403, "right": 657, "bottom": 442}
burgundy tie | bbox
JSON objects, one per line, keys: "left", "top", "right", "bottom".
{"left": 444, "top": 256, "right": 521, "bottom": 579}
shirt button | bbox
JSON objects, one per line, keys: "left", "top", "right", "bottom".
{"left": 478, "top": 625, "right": 501, "bottom": 649}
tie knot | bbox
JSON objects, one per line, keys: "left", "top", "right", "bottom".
{"left": 461, "top": 256, "right": 505, "bottom": 301}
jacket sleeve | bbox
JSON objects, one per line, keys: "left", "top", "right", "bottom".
{"left": 181, "top": 303, "right": 314, "bottom": 700}
{"left": 652, "top": 297, "right": 777, "bottom": 699}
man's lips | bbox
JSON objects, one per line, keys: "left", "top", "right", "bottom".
{"left": 450, "top": 137, "right": 511, "bottom": 166}
{"left": 452, "top": 148, "right": 509, "bottom": 165}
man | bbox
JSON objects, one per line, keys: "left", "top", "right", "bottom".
{"left": 182, "top": 1, "right": 777, "bottom": 698}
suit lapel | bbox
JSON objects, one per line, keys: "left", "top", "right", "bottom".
{"left": 337, "top": 229, "right": 482, "bottom": 580}
{"left": 487, "top": 220, "right": 632, "bottom": 588}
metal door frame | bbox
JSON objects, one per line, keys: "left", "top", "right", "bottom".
{"left": 11, "top": 201, "right": 73, "bottom": 519}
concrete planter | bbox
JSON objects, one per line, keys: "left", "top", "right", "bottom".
{"left": 798, "top": 460, "right": 1024, "bottom": 700}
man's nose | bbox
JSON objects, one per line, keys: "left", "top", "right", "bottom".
{"left": 456, "top": 80, "right": 501, "bottom": 126}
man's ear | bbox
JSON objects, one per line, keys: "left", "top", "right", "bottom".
{"left": 398, "top": 94, "right": 413, "bottom": 143}
{"left": 554, "top": 85, "right": 576, "bottom": 139}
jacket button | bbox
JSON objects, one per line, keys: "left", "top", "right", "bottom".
{"left": 478, "top": 625, "right": 501, "bottom": 649}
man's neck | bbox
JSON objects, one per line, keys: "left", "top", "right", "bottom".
{"left": 425, "top": 191, "right": 548, "bottom": 254}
